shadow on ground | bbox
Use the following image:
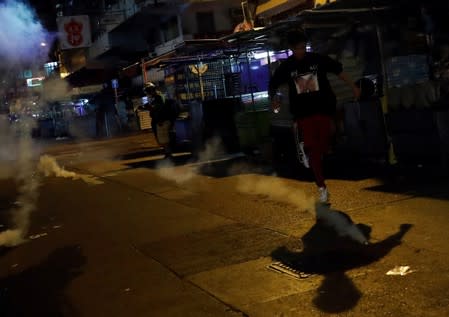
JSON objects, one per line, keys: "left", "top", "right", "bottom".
{"left": 121, "top": 146, "right": 449, "bottom": 201}
{"left": 0, "top": 245, "right": 86, "bottom": 317}
{"left": 268, "top": 151, "right": 449, "bottom": 201}
{"left": 363, "top": 163, "right": 449, "bottom": 200}
{"left": 0, "top": 179, "right": 18, "bottom": 237}
{"left": 125, "top": 153, "right": 273, "bottom": 178}
{"left": 117, "top": 148, "right": 165, "bottom": 161}
{"left": 272, "top": 152, "right": 386, "bottom": 182}
{"left": 271, "top": 208, "right": 412, "bottom": 313}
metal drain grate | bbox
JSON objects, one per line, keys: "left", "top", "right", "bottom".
{"left": 267, "top": 261, "right": 313, "bottom": 279}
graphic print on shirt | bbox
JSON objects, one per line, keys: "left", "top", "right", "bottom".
{"left": 293, "top": 71, "right": 320, "bottom": 94}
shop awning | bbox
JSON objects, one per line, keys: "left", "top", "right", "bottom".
{"left": 312, "top": 0, "right": 392, "bottom": 10}
{"left": 65, "top": 66, "right": 117, "bottom": 87}
{"left": 143, "top": 50, "right": 177, "bottom": 69}
{"left": 293, "top": 1, "right": 394, "bottom": 30}
{"left": 134, "top": 0, "right": 396, "bottom": 73}
{"left": 256, "top": 0, "right": 311, "bottom": 18}
{"left": 121, "top": 61, "right": 141, "bottom": 78}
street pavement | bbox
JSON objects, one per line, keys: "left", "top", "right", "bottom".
{"left": 0, "top": 131, "right": 449, "bottom": 316}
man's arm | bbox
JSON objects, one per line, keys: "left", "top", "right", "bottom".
{"left": 337, "top": 71, "right": 361, "bottom": 101}
{"left": 268, "top": 61, "right": 288, "bottom": 111}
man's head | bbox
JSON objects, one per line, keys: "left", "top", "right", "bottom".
{"left": 286, "top": 29, "right": 307, "bottom": 60}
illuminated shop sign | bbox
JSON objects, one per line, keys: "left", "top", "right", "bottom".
{"left": 26, "top": 77, "right": 45, "bottom": 87}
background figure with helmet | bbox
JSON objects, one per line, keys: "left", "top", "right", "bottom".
{"left": 94, "top": 82, "right": 120, "bottom": 138}
{"left": 143, "top": 83, "right": 179, "bottom": 158}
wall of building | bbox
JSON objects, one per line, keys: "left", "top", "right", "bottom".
{"left": 181, "top": 0, "right": 242, "bottom": 36}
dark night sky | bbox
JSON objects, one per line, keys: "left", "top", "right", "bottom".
{"left": 26, "top": 0, "right": 59, "bottom": 61}
{"left": 28, "top": 0, "right": 58, "bottom": 31}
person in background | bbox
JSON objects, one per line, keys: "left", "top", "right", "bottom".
{"left": 432, "top": 43, "right": 449, "bottom": 105}
{"left": 420, "top": 5, "right": 435, "bottom": 50}
{"left": 143, "top": 83, "right": 178, "bottom": 158}
{"left": 94, "top": 82, "right": 116, "bottom": 137}
{"left": 269, "top": 29, "right": 360, "bottom": 204}
{"left": 432, "top": 42, "right": 449, "bottom": 171}
{"left": 123, "top": 92, "right": 135, "bottom": 131}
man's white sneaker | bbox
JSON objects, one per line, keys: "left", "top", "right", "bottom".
{"left": 318, "top": 187, "right": 329, "bottom": 204}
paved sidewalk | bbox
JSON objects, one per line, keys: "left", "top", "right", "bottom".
{"left": 1, "top": 133, "right": 448, "bottom": 316}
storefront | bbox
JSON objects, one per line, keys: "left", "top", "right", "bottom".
{"left": 140, "top": 35, "right": 279, "bottom": 154}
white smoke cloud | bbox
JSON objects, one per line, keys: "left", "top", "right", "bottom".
{"left": 237, "top": 175, "right": 315, "bottom": 211}
{"left": 154, "top": 136, "right": 225, "bottom": 184}
{"left": 237, "top": 176, "right": 368, "bottom": 244}
{"left": 197, "top": 137, "right": 226, "bottom": 162}
{"left": 155, "top": 160, "right": 198, "bottom": 185}
{"left": 0, "top": 117, "right": 41, "bottom": 247}
{"left": 0, "top": 0, "right": 55, "bottom": 247}
{"left": 150, "top": 132, "right": 367, "bottom": 245}
{"left": 315, "top": 202, "right": 368, "bottom": 244}
{"left": 0, "top": 153, "right": 103, "bottom": 247}
{"left": 0, "top": 0, "right": 51, "bottom": 64}
{"left": 41, "top": 77, "right": 72, "bottom": 103}
{"left": 38, "top": 155, "right": 103, "bottom": 185}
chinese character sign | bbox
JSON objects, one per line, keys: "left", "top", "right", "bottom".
{"left": 57, "top": 15, "right": 91, "bottom": 50}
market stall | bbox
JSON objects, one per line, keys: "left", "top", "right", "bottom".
{"left": 256, "top": 0, "right": 447, "bottom": 169}
{"left": 292, "top": 0, "right": 448, "bottom": 167}
{"left": 141, "top": 35, "right": 277, "bottom": 154}
{"left": 139, "top": 0, "right": 447, "bottom": 167}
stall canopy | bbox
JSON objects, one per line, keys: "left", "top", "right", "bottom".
{"left": 314, "top": 0, "right": 391, "bottom": 10}
{"left": 173, "top": 1, "right": 395, "bottom": 55}
{"left": 256, "top": 0, "right": 312, "bottom": 19}
{"left": 137, "top": 0, "right": 401, "bottom": 89}
{"left": 316, "top": 0, "right": 436, "bottom": 10}
{"left": 65, "top": 66, "right": 118, "bottom": 87}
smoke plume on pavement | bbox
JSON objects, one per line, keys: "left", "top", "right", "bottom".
{"left": 38, "top": 155, "right": 104, "bottom": 185}
{"left": 151, "top": 132, "right": 368, "bottom": 244}
{"left": 315, "top": 203, "right": 368, "bottom": 244}
{"left": 237, "top": 175, "right": 315, "bottom": 211}
{"left": 237, "top": 176, "right": 368, "bottom": 244}
{"left": 155, "top": 136, "right": 225, "bottom": 184}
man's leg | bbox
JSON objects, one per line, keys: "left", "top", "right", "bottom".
{"left": 152, "top": 122, "right": 158, "bottom": 140}
{"left": 298, "top": 115, "right": 333, "bottom": 202}
{"left": 315, "top": 115, "right": 333, "bottom": 160}
{"left": 96, "top": 113, "right": 105, "bottom": 137}
{"left": 298, "top": 116, "right": 325, "bottom": 187}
